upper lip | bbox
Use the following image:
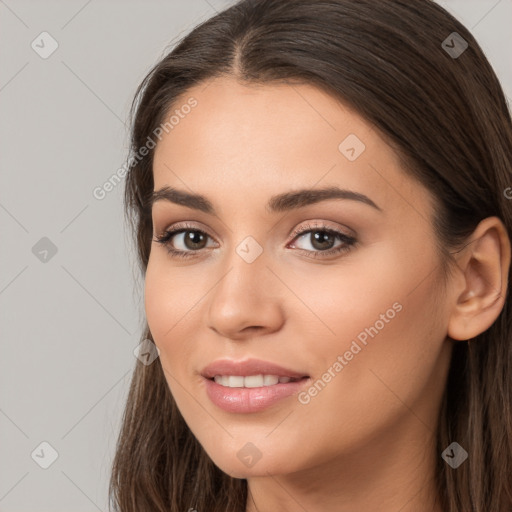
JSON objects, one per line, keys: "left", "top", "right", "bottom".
{"left": 201, "top": 358, "right": 309, "bottom": 379}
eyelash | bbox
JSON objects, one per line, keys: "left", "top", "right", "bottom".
{"left": 153, "top": 221, "right": 357, "bottom": 260}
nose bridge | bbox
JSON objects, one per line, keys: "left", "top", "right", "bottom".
{"left": 211, "top": 234, "right": 269, "bottom": 309}
{"left": 206, "top": 233, "right": 284, "bottom": 337}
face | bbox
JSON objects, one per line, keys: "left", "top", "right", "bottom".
{"left": 145, "top": 77, "right": 454, "bottom": 479}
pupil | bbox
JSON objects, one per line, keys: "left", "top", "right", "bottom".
{"left": 312, "top": 231, "right": 334, "bottom": 250}
{"left": 186, "top": 231, "right": 205, "bottom": 249}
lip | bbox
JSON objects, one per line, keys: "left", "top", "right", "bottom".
{"left": 201, "top": 358, "right": 309, "bottom": 380}
{"left": 200, "top": 358, "right": 311, "bottom": 414}
{"left": 203, "top": 376, "right": 311, "bottom": 413}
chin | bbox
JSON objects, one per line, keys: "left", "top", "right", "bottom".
{"left": 205, "top": 448, "right": 297, "bottom": 479}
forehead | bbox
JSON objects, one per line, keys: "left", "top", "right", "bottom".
{"left": 154, "top": 77, "right": 373, "bottom": 167}
{"left": 151, "top": 76, "right": 433, "bottom": 221}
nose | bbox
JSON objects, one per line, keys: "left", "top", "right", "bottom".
{"left": 206, "top": 245, "right": 285, "bottom": 340}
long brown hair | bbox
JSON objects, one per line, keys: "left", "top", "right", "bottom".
{"left": 109, "top": 1, "right": 512, "bottom": 510}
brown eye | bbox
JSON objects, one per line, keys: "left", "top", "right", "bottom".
{"left": 293, "top": 228, "right": 355, "bottom": 252}
{"left": 308, "top": 230, "right": 337, "bottom": 251}
{"left": 153, "top": 225, "right": 216, "bottom": 259}
{"left": 180, "top": 230, "right": 208, "bottom": 250}
{"left": 286, "top": 221, "right": 358, "bottom": 260}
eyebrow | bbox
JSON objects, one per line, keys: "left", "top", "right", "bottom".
{"left": 150, "top": 185, "right": 382, "bottom": 214}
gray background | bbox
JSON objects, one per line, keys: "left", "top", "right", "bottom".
{"left": 1, "top": 1, "right": 510, "bottom": 510}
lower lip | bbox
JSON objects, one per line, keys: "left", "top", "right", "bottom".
{"left": 203, "top": 376, "right": 310, "bottom": 413}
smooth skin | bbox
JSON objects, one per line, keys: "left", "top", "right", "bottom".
{"left": 144, "top": 76, "right": 510, "bottom": 512}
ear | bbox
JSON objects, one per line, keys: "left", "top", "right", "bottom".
{"left": 447, "top": 216, "right": 511, "bottom": 341}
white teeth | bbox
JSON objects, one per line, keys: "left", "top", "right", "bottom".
{"left": 213, "top": 374, "right": 297, "bottom": 388}
{"left": 244, "top": 375, "right": 269, "bottom": 387}
{"left": 264, "top": 375, "right": 279, "bottom": 385}
{"left": 229, "top": 375, "right": 245, "bottom": 387}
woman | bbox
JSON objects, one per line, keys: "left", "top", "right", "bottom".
{"left": 109, "top": 0, "right": 512, "bottom": 510}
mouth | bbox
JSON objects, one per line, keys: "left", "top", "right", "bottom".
{"left": 203, "top": 374, "right": 312, "bottom": 413}
{"left": 200, "top": 358, "right": 311, "bottom": 412}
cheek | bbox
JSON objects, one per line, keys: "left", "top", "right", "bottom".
{"left": 144, "top": 259, "right": 197, "bottom": 374}
{"left": 144, "top": 256, "right": 200, "bottom": 340}
{"left": 295, "top": 246, "right": 447, "bottom": 440}
{"left": 144, "top": 261, "right": 171, "bottom": 341}
{"left": 143, "top": 255, "right": 221, "bottom": 396}
{"left": 286, "top": 248, "right": 405, "bottom": 358}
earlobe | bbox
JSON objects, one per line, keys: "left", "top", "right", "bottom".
{"left": 447, "top": 216, "right": 511, "bottom": 341}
